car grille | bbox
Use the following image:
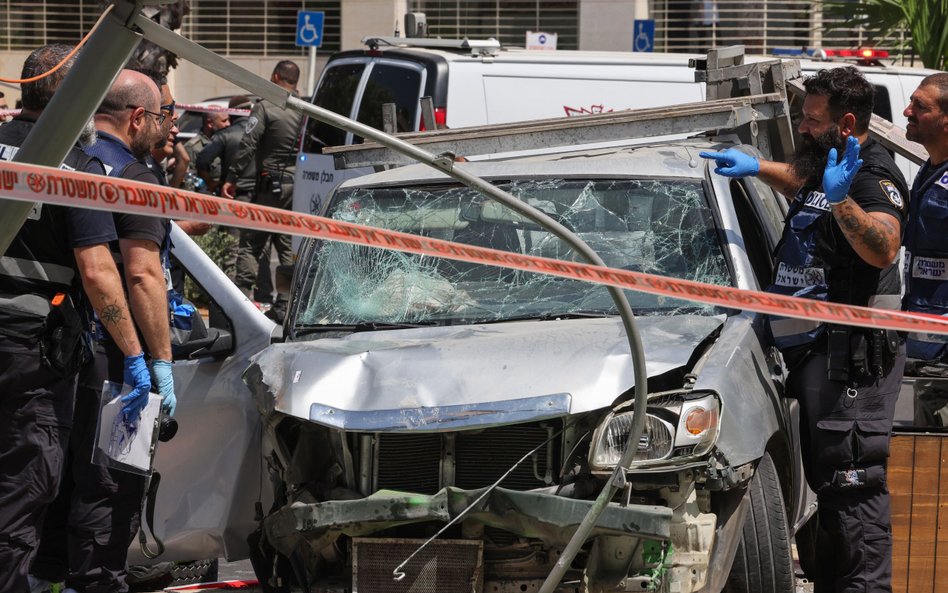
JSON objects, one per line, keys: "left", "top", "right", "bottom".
{"left": 376, "top": 433, "right": 442, "bottom": 494}
{"left": 353, "top": 538, "right": 483, "bottom": 593}
{"left": 375, "top": 421, "right": 560, "bottom": 494}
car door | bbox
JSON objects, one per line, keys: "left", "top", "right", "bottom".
{"left": 711, "top": 167, "right": 816, "bottom": 533}
{"left": 127, "top": 224, "right": 277, "bottom": 564}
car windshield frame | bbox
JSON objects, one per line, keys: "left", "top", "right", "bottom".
{"left": 289, "top": 177, "right": 734, "bottom": 334}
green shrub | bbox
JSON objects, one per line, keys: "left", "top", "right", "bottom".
{"left": 185, "top": 227, "right": 236, "bottom": 304}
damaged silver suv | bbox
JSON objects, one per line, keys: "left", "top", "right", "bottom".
{"left": 239, "top": 138, "right": 813, "bottom": 593}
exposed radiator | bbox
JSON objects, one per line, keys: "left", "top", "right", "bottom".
{"left": 352, "top": 538, "right": 483, "bottom": 593}
{"left": 374, "top": 422, "right": 560, "bottom": 494}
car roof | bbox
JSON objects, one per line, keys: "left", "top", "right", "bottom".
{"left": 336, "top": 137, "right": 725, "bottom": 189}
{"left": 183, "top": 99, "right": 228, "bottom": 110}
{"left": 338, "top": 44, "right": 939, "bottom": 77}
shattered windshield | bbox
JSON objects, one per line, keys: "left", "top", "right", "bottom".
{"left": 293, "top": 179, "right": 731, "bottom": 329}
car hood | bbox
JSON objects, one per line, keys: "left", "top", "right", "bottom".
{"left": 244, "top": 314, "right": 724, "bottom": 429}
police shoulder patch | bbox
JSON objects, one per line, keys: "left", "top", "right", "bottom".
{"left": 879, "top": 180, "right": 904, "bottom": 209}
{"left": 936, "top": 171, "right": 948, "bottom": 190}
{"left": 243, "top": 115, "right": 258, "bottom": 134}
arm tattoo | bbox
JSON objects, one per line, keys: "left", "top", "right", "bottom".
{"left": 98, "top": 298, "right": 136, "bottom": 352}
{"left": 860, "top": 225, "right": 889, "bottom": 255}
{"left": 99, "top": 301, "right": 124, "bottom": 326}
{"left": 837, "top": 211, "right": 896, "bottom": 256}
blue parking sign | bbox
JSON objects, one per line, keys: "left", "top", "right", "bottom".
{"left": 633, "top": 19, "right": 654, "bottom": 52}
{"left": 296, "top": 11, "right": 324, "bottom": 48}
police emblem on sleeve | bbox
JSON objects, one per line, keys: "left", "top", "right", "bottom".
{"left": 879, "top": 180, "right": 904, "bottom": 209}
{"left": 243, "top": 115, "right": 258, "bottom": 134}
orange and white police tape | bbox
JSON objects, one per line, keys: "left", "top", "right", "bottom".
{"left": 176, "top": 103, "right": 251, "bottom": 117}
{"left": 1, "top": 157, "right": 947, "bottom": 336}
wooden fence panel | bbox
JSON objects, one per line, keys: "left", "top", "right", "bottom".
{"left": 889, "top": 433, "right": 948, "bottom": 593}
{"left": 889, "top": 435, "right": 916, "bottom": 592}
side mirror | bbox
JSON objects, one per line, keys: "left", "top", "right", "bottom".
{"left": 405, "top": 12, "right": 427, "bottom": 38}
{"left": 172, "top": 327, "right": 233, "bottom": 360}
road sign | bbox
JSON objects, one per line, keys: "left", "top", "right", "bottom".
{"left": 633, "top": 19, "right": 654, "bottom": 52}
{"left": 296, "top": 11, "right": 324, "bottom": 48}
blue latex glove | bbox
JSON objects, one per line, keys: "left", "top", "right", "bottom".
{"left": 698, "top": 149, "right": 760, "bottom": 177}
{"left": 121, "top": 353, "right": 151, "bottom": 427}
{"left": 171, "top": 300, "right": 196, "bottom": 329}
{"left": 823, "top": 135, "right": 864, "bottom": 204}
{"left": 150, "top": 359, "right": 176, "bottom": 417}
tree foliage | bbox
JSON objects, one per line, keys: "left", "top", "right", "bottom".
{"left": 822, "top": 0, "right": 948, "bottom": 70}
{"left": 100, "top": 0, "right": 190, "bottom": 75}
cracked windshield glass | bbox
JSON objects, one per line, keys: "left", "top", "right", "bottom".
{"left": 294, "top": 179, "right": 731, "bottom": 329}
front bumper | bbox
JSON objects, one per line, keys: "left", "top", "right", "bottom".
{"left": 265, "top": 486, "right": 672, "bottom": 553}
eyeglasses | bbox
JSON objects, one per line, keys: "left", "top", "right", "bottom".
{"left": 160, "top": 101, "right": 176, "bottom": 115}
{"left": 126, "top": 104, "right": 167, "bottom": 125}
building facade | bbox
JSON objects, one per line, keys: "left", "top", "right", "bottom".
{"left": 0, "top": 1, "right": 911, "bottom": 104}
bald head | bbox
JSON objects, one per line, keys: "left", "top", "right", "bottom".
{"left": 95, "top": 69, "right": 163, "bottom": 157}
{"left": 97, "top": 69, "right": 161, "bottom": 119}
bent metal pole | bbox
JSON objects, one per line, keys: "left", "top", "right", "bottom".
{"left": 0, "top": 1, "right": 141, "bottom": 254}
{"left": 131, "top": 7, "right": 650, "bottom": 589}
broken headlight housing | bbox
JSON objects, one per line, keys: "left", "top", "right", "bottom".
{"left": 589, "top": 392, "right": 720, "bottom": 470}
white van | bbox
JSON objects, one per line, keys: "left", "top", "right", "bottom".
{"left": 295, "top": 39, "right": 936, "bottom": 211}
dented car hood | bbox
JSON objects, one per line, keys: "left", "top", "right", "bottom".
{"left": 247, "top": 314, "right": 723, "bottom": 428}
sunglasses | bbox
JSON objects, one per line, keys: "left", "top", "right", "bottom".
{"left": 126, "top": 104, "right": 167, "bottom": 125}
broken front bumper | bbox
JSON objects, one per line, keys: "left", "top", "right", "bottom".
{"left": 265, "top": 485, "right": 672, "bottom": 551}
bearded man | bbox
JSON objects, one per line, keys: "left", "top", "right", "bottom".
{"left": 700, "top": 66, "right": 908, "bottom": 593}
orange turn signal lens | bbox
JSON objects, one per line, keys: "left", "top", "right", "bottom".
{"left": 51, "top": 292, "right": 66, "bottom": 306}
{"left": 685, "top": 406, "right": 716, "bottom": 435}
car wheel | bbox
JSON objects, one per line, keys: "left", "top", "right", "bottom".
{"left": 724, "top": 452, "right": 794, "bottom": 593}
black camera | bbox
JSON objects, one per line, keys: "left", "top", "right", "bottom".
{"left": 158, "top": 416, "right": 178, "bottom": 442}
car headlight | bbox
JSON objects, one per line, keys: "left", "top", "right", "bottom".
{"left": 589, "top": 393, "right": 720, "bottom": 471}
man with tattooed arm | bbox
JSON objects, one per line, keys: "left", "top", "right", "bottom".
{"left": 701, "top": 66, "right": 908, "bottom": 593}
{"left": 0, "top": 44, "right": 149, "bottom": 593}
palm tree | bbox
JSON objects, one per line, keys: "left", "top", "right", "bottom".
{"left": 821, "top": 0, "right": 948, "bottom": 70}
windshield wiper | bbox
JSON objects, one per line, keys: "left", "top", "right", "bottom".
{"left": 293, "top": 321, "right": 439, "bottom": 335}
{"left": 480, "top": 311, "right": 614, "bottom": 324}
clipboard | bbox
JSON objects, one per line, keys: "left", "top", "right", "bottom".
{"left": 93, "top": 381, "right": 163, "bottom": 476}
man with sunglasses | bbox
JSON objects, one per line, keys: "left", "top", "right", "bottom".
{"left": 29, "top": 69, "right": 176, "bottom": 593}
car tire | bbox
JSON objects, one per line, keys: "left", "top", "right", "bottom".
{"left": 724, "top": 452, "right": 794, "bottom": 593}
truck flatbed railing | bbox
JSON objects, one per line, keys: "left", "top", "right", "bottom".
{"left": 324, "top": 91, "right": 788, "bottom": 169}
{"left": 324, "top": 45, "right": 928, "bottom": 170}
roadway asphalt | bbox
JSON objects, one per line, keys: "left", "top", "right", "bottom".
{"left": 138, "top": 558, "right": 816, "bottom": 592}
{"left": 216, "top": 558, "right": 256, "bottom": 582}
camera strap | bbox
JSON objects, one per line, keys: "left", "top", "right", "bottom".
{"left": 138, "top": 470, "right": 166, "bottom": 559}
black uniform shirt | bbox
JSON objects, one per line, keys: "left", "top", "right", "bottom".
{"left": 811, "top": 138, "right": 908, "bottom": 304}
{"left": 0, "top": 117, "right": 116, "bottom": 299}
